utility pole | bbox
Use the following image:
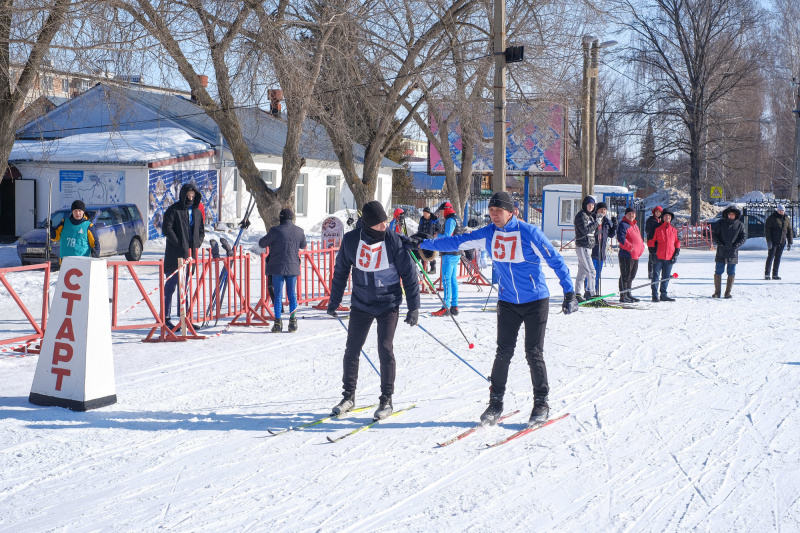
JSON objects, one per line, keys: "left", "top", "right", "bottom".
{"left": 588, "top": 39, "right": 600, "bottom": 197}
{"left": 580, "top": 36, "right": 593, "bottom": 200}
{"left": 492, "top": 0, "right": 506, "bottom": 193}
{"left": 793, "top": 77, "right": 800, "bottom": 202}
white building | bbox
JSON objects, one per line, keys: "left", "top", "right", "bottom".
{"left": 8, "top": 84, "right": 398, "bottom": 237}
{"left": 541, "top": 183, "right": 633, "bottom": 241}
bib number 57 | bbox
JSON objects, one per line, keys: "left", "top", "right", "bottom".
{"left": 493, "top": 235, "right": 517, "bottom": 261}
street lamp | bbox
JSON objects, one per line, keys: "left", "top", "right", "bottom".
{"left": 582, "top": 36, "right": 617, "bottom": 198}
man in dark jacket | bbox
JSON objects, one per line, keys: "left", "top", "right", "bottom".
{"left": 711, "top": 206, "right": 746, "bottom": 298}
{"left": 327, "top": 201, "right": 421, "bottom": 422}
{"left": 416, "top": 207, "right": 438, "bottom": 274}
{"left": 573, "top": 196, "right": 597, "bottom": 302}
{"left": 259, "top": 208, "right": 307, "bottom": 333}
{"left": 764, "top": 204, "right": 793, "bottom": 280}
{"left": 162, "top": 183, "right": 205, "bottom": 329}
{"left": 645, "top": 206, "right": 663, "bottom": 278}
{"left": 590, "top": 202, "right": 617, "bottom": 297}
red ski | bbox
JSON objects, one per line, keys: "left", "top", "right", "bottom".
{"left": 485, "top": 413, "right": 570, "bottom": 448}
{"left": 437, "top": 410, "right": 521, "bottom": 447}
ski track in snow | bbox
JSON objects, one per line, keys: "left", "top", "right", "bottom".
{"left": 1, "top": 247, "right": 800, "bottom": 532}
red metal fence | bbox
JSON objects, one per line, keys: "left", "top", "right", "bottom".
{"left": 677, "top": 222, "right": 714, "bottom": 249}
{"left": 0, "top": 263, "right": 50, "bottom": 354}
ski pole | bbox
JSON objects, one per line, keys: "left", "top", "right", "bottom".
{"left": 580, "top": 273, "right": 679, "bottom": 306}
{"left": 482, "top": 281, "right": 494, "bottom": 311}
{"left": 407, "top": 250, "right": 474, "bottom": 349}
{"left": 417, "top": 324, "right": 489, "bottom": 382}
{"left": 335, "top": 316, "right": 380, "bottom": 377}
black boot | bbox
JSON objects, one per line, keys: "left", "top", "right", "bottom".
{"left": 332, "top": 392, "right": 355, "bottom": 416}
{"left": 271, "top": 319, "right": 282, "bottom": 333}
{"left": 480, "top": 394, "right": 504, "bottom": 426}
{"left": 288, "top": 317, "right": 297, "bottom": 332}
{"left": 528, "top": 396, "right": 550, "bottom": 427}
{"left": 373, "top": 395, "right": 393, "bottom": 420}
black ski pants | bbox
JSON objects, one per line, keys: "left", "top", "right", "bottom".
{"left": 491, "top": 298, "right": 549, "bottom": 398}
{"left": 618, "top": 254, "right": 639, "bottom": 295}
{"left": 765, "top": 243, "right": 785, "bottom": 276}
{"left": 342, "top": 306, "right": 399, "bottom": 397}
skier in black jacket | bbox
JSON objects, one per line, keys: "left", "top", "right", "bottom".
{"left": 327, "top": 201, "right": 421, "bottom": 421}
{"left": 573, "top": 196, "right": 597, "bottom": 301}
{"left": 645, "top": 206, "right": 663, "bottom": 278}
{"left": 162, "top": 183, "right": 204, "bottom": 329}
{"left": 415, "top": 207, "right": 438, "bottom": 274}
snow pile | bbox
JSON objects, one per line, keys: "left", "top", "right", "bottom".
{"left": 642, "top": 187, "right": 722, "bottom": 221}
{"left": 9, "top": 128, "right": 211, "bottom": 163}
{"left": 735, "top": 190, "right": 775, "bottom": 203}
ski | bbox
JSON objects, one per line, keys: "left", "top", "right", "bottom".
{"left": 267, "top": 404, "right": 377, "bottom": 436}
{"left": 326, "top": 404, "right": 416, "bottom": 443}
{"left": 437, "top": 410, "right": 521, "bottom": 447}
{"left": 485, "top": 412, "right": 570, "bottom": 448}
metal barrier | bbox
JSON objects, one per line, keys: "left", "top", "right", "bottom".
{"left": 0, "top": 263, "right": 50, "bottom": 354}
{"left": 676, "top": 222, "right": 713, "bottom": 249}
{"left": 560, "top": 228, "right": 576, "bottom": 251}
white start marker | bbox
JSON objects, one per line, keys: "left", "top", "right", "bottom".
{"left": 29, "top": 256, "right": 116, "bottom": 411}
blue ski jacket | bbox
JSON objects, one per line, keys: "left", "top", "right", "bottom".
{"left": 420, "top": 216, "right": 574, "bottom": 304}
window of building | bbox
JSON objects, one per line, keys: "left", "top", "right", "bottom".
{"left": 376, "top": 177, "right": 383, "bottom": 204}
{"left": 233, "top": 169, "right": 238, "bottom": 192}
{"left": 260, "top": 170, "right": 275, "bottom": 190}
{"left": 61, "top": 78, "right": 69, "bottom": 93}
{"left": 42, "top": 76, "right": 54, "bottom": 92}
{"left": 79, "top": 79, "right": 89, "bottom": 92}
{"left": 295, "top": 174, "right": 307, "bottom": 216}
{"left": 559, "top": 198, "right": 581, "bottom": 225}
{"left": 325, "top": 175, "right": 338, "bottom": 214}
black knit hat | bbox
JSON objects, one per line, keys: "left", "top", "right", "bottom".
{"left": 71, "top": 200, "right": 86, "bottom": 212}
{"left": 596, "top": 202, "right": 607, "bottom": 210}
{"left": 361, "top": 201, "right": 388, "bottom": 228}
{"left": 423, "top": 206, "right": 431, "bottom": 214}
{"left": 279, "top": 208, "right": 294, "bottom": 223}
{"left": 488, "top": 192, "right": 514, "bottom": 212}
{"left": 625, "top": 206, "right": 636, "bottom": 214}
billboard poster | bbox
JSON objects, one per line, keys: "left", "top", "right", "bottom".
{"left": 59, "top": 170, "right": 126, "bottom": 208}
{"left": 428, "top": 103, "right": 566, "bottom": 176}
{"left": 148, "top": 169, "right": 218, "bottom": 239}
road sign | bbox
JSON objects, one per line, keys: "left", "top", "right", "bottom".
{"left": 710, "top": 186, "right": 723, "bottom": 199}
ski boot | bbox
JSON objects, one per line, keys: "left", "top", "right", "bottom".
{"left": 288, "top": 317, "right": 298, "bottom": 332}
{"left": 480, "top": 394, "right": 504, "bottom": 426}
{"left": 432, "top": 307, "right": 450, "bottom": 317}
{"left": 450, "top": 306, "right": 459, "bottom": 316}
{"left": 628, "top": 294, "right": 640, "bottom": 303}
{"left": 271, "top": 319, "right": 282, "bottom": 333}
{"left": 660, "top": 295, "right": 675, "bottom": 302}
{"left": 374, "top": 395, "right": 393, "bottom": 421}
{"left": 331, "top": 393, "right": 355, "bottom": 416}
{"left": 528, "top": 396, "right": 550, "bottom": 427}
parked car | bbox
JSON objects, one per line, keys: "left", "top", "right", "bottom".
{"left": 17, "top": 203, "right": 147, "bottom": 267}
{"left": 706, "top": 212, "right": 766, "bottom": 239}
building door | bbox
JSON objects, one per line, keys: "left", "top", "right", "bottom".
{"left": 14, "top": 180, "right": 36, "bottom": 236}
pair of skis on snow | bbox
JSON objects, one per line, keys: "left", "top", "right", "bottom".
{"left": 267, "top": 405, "right": 568, "bottom": 447}
{"left": 267, "top": 404, "right": 417, "bottom": 443}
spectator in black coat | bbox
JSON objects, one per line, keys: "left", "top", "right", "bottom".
{"left": 764, "top": 204, "right": 793, "bottom": 280}
{"left": 416, "top": 206, "right": 438, "bottom": 274}
{"left": 327, "top": 201, "right": 421, "bottom": 422}
{"left": 162, "top": 183, "right": 204, "bottom": 328}
{"left": 573, "top": 195, "right": 597, "bottom": 300}
{"left": 712, "top": 206, "right": 746, "bottom": 298}
{"left": 589, "top": 202, "right": 617, "bottom": 295}
{"left": 259, "top": 208, "right": 307, "bottom": 332}
{"left": 645, "top": 206, "right": 663, "bottom": 278}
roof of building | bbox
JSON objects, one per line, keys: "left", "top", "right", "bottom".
{"left": 10, "top": 128, "right": 212, "bottom": 165}
{"left": 16, "top": 84, "right": 401, "bottom": 169}
{"left": 542, "top": 184, "right": 630, "bottom": 194}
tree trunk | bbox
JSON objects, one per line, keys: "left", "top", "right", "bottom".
{"left": 689, "top": 128, "right": 702, "bottom": 225}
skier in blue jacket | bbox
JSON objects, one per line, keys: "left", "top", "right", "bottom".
{"left": 409, "top": 191, "right": 579, "bottom": 427}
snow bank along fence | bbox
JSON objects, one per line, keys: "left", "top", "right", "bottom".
{"left": 0, "top": 263, "right": 50, "bottom": 355}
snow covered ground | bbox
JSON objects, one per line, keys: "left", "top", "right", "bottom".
{"left": 1, "top": 241, "right": 799, "bottom": 532}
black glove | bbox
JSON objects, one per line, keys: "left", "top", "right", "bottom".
{"left": 346, "top": 217, "right": 354, "bottom": 226}
{"left": 326, "top": 302, "right": 338, "bottom": 318}
{"left": 404, "top": 309, "right": 419, "bottom": 326}
{"left": 404, "top": 235, "right": 423, "bottom": 250}
{"left": 239, "top": 218, "right": 251, "bottom": 229}
{"left": 611, "top": 216, "right": 617, "bottom": 224}
{"left": 562, "top": 292, "right": 579, "bottom": 314}
{"left": 671, "top": 249, "right": 680, "bottom": 263}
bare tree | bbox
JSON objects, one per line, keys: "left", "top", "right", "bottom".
{"left": 622, "top": 0, "right": 765, "bottom": 222}
{"left": 0, "top": 0, "right": 72, "bottom": 174}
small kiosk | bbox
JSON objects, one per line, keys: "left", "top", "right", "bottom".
{"left": 541, "top": 184, "right": 633, "bottom": 241}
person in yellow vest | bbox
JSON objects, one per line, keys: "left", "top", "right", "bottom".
{"left": 50, "top": 200, "right": 99, "bottom": 262}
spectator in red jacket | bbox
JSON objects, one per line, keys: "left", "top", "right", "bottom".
{"left": 616, "top": 207, "right": 645, "bottom": 303}
{"left": 651, "top": 209, "right": 680, "bottom": 302}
